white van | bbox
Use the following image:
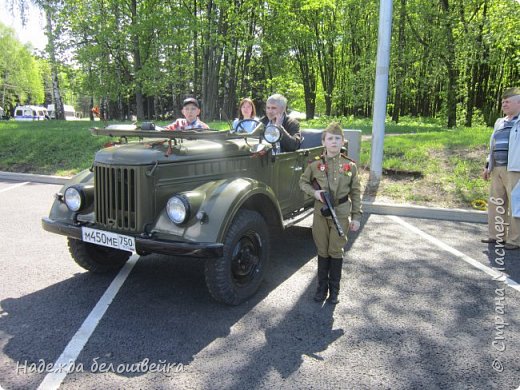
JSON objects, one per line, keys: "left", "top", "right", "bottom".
{"left": 14, "top": 105, "right": 49, "bottom": 121}
{"left": 47, "top": 104, "right": 77, "bottom": 120}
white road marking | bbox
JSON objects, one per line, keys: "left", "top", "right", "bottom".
{"left": 37, "top": 254, "right": 140, "bottom": 390}
{"left": 0, "top": 182, "right": 29, "bottom": 193}
{"left": 388, "top": 215, "right": 520, "bottom": 292}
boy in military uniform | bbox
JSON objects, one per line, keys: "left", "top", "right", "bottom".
{"left": 299, "top": 122, "right": 362, "bottom": 304}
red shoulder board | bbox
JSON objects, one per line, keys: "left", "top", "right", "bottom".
{"left": 341, "top": 153, "right": 356, "bottom": 163}
{"left": 308, "top": 155, "right": 321, "bottom": 165}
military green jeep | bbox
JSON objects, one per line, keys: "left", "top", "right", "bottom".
{"left": 42, "top": 120, "right": 337, "bottom": 305}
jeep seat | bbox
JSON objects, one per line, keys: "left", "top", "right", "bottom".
{"left": 299, "top": 128, "right": 361, "bottom": 162}
{"left": 299, "top": 129, "right": 323, "bottom": 149}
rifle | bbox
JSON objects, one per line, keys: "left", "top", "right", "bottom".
{"left": 311, "top": 179, "right": 345, "bottom": 237}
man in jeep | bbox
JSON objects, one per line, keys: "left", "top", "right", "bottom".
{"left": 260, "top": 94, "right": 301, "bottom": 152}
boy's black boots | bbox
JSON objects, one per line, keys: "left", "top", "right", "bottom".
{"left": 327, "top": 258, "right": 343, "bottom": 304}
{"left": 314, "top": 256, "right": 330, "bottom": 302}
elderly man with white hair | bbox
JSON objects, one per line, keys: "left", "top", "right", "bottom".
{"left": 482, "top": 87, "right": 520, "bottom": 250}
{"left": 260, "top": 94, "right": 301, "bottom": 152}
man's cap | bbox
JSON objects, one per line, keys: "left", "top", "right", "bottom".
{"left": 182, "top": 97, "right": 199, "bottom": 108}
{"left": 323, "top": 122, "right": 344, "bottom": 138}
{"left": 502, "top": 87, "right": 520, "bottom": 99}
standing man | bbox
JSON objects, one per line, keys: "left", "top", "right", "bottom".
{"left": 482, "top": 87, "right": 520, "bottom": 250}
{"left": 260, "top": 94, "right": 301, "bottom": 152}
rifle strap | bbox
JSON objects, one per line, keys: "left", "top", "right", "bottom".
{"left": 321, "top": 155, "right": 349, "bottom": 206}
{"left": 321, "top": 155, "right": 333, "bottom": 200}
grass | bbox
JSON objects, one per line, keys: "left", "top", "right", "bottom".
{"left": 301, "top": 115, "right": 446, "bottom": 134}
{"left": 0, "top": 119, "right": 226, "bottom": 176}
{"left": 357, "top": 125, "right": 491, "bottom": 208}
{"left": 0, "top": 117, "right": 493, "bottom": 209}
{"left": 0, "top": 120, "right": 112, "bottom": 176}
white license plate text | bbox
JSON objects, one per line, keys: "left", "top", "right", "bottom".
{"left": 82, "top": 227, "right": 135, "bottom": 252}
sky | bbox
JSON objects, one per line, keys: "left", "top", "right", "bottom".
{"left": 0, "top": 0, "right": 47, "bottom": 50}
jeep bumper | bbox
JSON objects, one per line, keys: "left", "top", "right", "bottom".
{"left": 41, "top": 217, "right": 224, "bottom": 258}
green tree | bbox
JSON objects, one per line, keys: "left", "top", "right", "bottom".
{"left": 7, "top": 0, "right": 66, "bottom": 118}
{"left": 0, "top": 23, "right": 44, "bottom": 109}
{"left": 21, "top": 0, "right": 517, "bottom": 125}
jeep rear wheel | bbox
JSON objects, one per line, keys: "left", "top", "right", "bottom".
{"left": 67, "top": 238, "right": 131, "bottom": 273}
{"left": 205, "top": 210, "right": 270, "bottom": 305}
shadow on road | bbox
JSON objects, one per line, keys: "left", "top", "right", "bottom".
{"left": 0, "top": 272, "right": 117, "bottom": 389}
{"left": 483, "top": 243, "right": 520, "bottom": 281}
{"left": 3, "top": 213, "right": 518, "bottom": 389}
{"left": 220, "top": 214, "right": 519, "bottom": 389}
{"left": 0, "top": 224, "right": 317, "bottom": 388}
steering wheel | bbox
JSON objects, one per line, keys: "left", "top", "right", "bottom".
{"left": 235, "top": 118, "right": 262, "bottom": 134}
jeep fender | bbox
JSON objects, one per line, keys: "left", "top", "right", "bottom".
{"left": 152, "top": 178, "right": 283, "bottom": 243}
{"left": 47, "top": 169, "right": 94, "bottom": 222}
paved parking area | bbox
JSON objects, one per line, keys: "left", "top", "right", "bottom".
{"left": 1, "top": 180, "right": 519, "bottom": 389}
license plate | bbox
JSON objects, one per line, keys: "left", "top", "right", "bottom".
{"left": 82, "top": 227, "right": 136, "bottom": 253}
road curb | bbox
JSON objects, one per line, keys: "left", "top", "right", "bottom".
{"left": 0, "top": 171, "right": 70, "bottom": 185}
{"left": 0, "top": 171, "right": 487, "bottom": 224}
{"left": 362, "top": 201, "right": 487, "bottom": 224}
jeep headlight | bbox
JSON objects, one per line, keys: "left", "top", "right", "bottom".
{"left": 64, "top": 186, "right": 84, "bottom": 212}
{"left": 264, "top": 124, "right": 281, "bottom": 144}
{"left": 167, "top": 195, "right": 190, "bottom": 224}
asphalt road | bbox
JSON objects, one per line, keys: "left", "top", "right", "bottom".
{"left": 1, "top": 180, "right": 519, "bottom": 390}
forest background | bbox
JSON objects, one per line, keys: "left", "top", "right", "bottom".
{"left": 1, "top": 0, "right": 519, "bottom": 127}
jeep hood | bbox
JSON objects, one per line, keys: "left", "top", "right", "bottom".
{"left": 95, "top": 138, "right": 253, "bottom": 165}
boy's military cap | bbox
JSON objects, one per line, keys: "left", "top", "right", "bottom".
{"left": 323, "top": 122, "right": 344, "bottom": 138}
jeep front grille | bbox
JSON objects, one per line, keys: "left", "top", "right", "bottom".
{"left": 95, "top": 165, "right": 137, "bottom": 231}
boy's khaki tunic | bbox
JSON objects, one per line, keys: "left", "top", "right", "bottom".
{"left": 299, "top": 153, "right": 362, "bottom": 258}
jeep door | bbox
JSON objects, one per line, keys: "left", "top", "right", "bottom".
{"left": 270, "top": 149, "right": 319, "bottom": 215}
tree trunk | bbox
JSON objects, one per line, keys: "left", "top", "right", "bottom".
{"left": 295, "top": 45, "right": 316, "bottom": 120}
{"left": 313, "top": 9, "right": 336, "bottom": 117}
{"left": 45, "top": 4, "right": 64, "bottom": 120}
{"left": 101, "top": 96, "right": 109, "bottom": 120}
{"left": 192, "top": 0, "right": 200, "bottom": 96}
{"left": 131, "top": 0, "right": 144, "bottom": 120}
{"left": 446, "top": 66, "right": 457, "bottom": 127}
{"left": 222, "top": 41, "right": 239, "bottom": 120}
{"left": 392, "top": 0, "right": 407, "bottom": 123}
{"left": 439, "top": 0, "right": 457, "bottom": 128}
{"left": 89, "top": 96, "right": 94, "bottom": 121}
{"left": 239, "top": 11, "right": 256, "bottom": 99}
{"left": 464, "top": 61, "right": 477, "bottom": 127}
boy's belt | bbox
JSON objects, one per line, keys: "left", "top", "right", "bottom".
{"left": 337, "top": 195, "right": 348, "bottom": 205}
{"left": 316, "top": 195, "right": 348, "bottom": 206}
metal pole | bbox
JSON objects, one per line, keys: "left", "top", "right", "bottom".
{"left": 369, "top": 0, "right": 393, "bottom": 187}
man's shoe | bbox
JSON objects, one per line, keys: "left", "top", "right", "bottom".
{"left": 327, "top": 292, "right": 339, "bottom": 305}
{"left": 504, "top": 243, "right": 520, "bottom": 250}
{"left": 481, "top": 238, "right": 497, "bottom": 244}
{"left": 314, "top": 287, "right": 328, "bottom": 302}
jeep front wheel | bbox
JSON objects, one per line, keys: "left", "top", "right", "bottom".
{"left": 67, "top": 238, "right": 131, "bottom": 273}
{"left": 205, "top": 210, "right": 270, "bottom": 305}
